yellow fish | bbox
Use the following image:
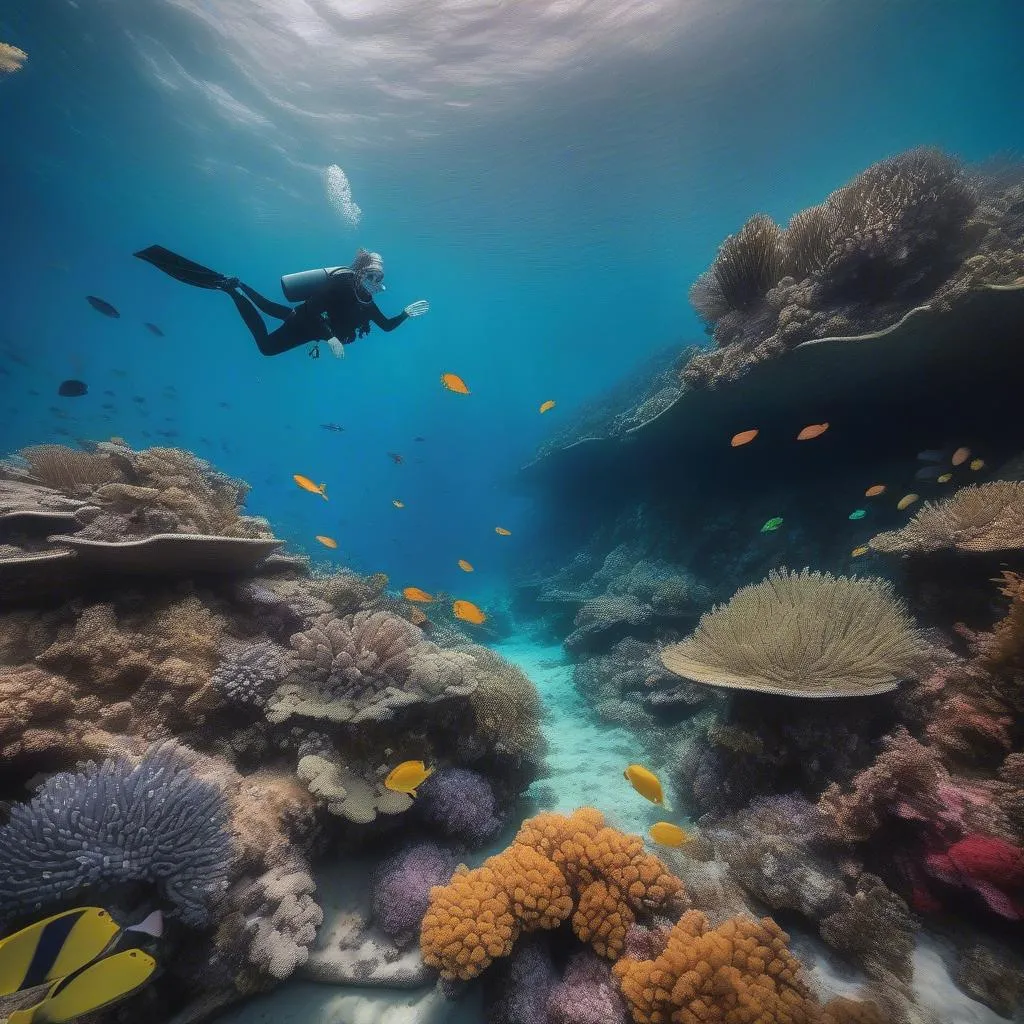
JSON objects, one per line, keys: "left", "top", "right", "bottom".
{"left": 851, "top": 545, "right": 870, "bottom": 557}
{"left": 495, "top": 526, "right": 511, "bottom": 536}
{"left": 315, "top": 535, "right": 338, "bottom": 549}
{"left": 897, "top": 493, "right": 919, "bottom": 511}
{"left": 648, "top": 822, "right": 689, "bottom": 848}
{"left": 440, "top": 372, "right": 470, "bottom": 395}
{"left": 457, "top": 559, "right": 474, "bottom": 572}
{"left": 293, "top": 474, "right": 327, "bottom": 500}
{"left": 937, "top": 473, "right": 953, "bottom": 483}
{"left": 384, "top": 760, "right": 434, "bottom": 796}
{"left": 624, "top": 764, "right": 663, "bottom": 805}
{"left": 539, "top": 400, "right": 556, "bottom": 414}
{"left": 393, "top": 499, "right": 405, "bottom": 509}
{"left": 951, "top": 446, "right": 971, "bottom": 467}
{"left": 970, "top": 459, "right": 985, "bottom": 471}
{"left": 402, "top": 587, "right": 434, "bottom": 603}
{"left": 453, "top": 599, "right": 487, "bottom": 625}
{"left": 8, "top": 948, "right": 157, "bottom": 1024}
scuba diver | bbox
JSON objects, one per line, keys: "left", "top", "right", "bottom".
{"left": 134, "top": 245, "right": 429, "bottom": 358}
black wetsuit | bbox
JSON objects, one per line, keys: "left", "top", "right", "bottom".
{"left": 225, "top": 271, "right": 408, "bottom": 357}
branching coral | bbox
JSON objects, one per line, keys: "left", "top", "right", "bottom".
{"left": 870, "top": 481, "right": 1024, "bottom": 555}
{"left": 420, "top": 808, "right": 684, "bottom": 980}
{"left": 0, "top": 742, "right": 231, "bottom": 925}
{"left": 213, "top": 639, "right": 292, "bottom": 709}
{"left": 661, "top": 568, "right": 925, "bottom": 697}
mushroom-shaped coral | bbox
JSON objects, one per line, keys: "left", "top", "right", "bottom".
{"left": 0, "top": 742, "right": 231, "bottom": 926}
{"left": 870, "top": 481, "right": 1024, "bottom": 555}
{"left": 660, "top": 568, "right": 925, "bottom": 697}
{"left": 420, "top": 808, "right": 684, "bottom": 980}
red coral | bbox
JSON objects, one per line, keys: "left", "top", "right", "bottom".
{"left": 925, "top": 834, "right": 1024, "bottom": 920}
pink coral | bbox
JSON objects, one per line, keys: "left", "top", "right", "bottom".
{"left": 925, "top": 834, "right": 1024, "bottom": 920}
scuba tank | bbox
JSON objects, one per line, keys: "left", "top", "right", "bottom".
{"left": 280, "top": 266, "right": 349, "bottom": 302}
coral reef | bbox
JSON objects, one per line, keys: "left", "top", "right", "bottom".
{"left": 413, "top": 766, "right": 503, "bottom": 847}
{"left": 420, "top": 807, "right": 685, "bottom": 980}
{"left": 547, "top": 949, "right": 629, "bottom": 1024}
{"left": 0, "top": 41, "right": 27, "bottom": 73}
{"left": 371, "top": 842, "right": 461, "bottom": 946}
{"left": 660, "top": 568, "right": 926, "bottom": 697}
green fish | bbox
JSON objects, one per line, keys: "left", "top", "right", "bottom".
{"left": 848, "top": 509, "right": 867, "bottom": 520}
{"left": 760, "top": 517, "right": 784, "bottom": 533}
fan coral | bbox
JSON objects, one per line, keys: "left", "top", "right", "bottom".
{"left": 612, "top": 910, "right": 813, "bottom": 1024}
{"left": 869, "top": 481, "right": 1024, "bottom": 555}
{"left": 8, "top": 445, "right": 123, "bottom": 494}
{"left": 414, "top": 767, "right": 503, "bottom": 847}
{"left": 0, "top": 742, "right": 231, "bottom": 925}
{"left": 420, "top": 808, "right": 684, "bottom": 980}
{"left": 371, "top": 842, "right": 460, "bottom": 945}
{"left": 924, "top": 834, "right": 1024, "bottom": 919}
{"left": 660, "top": 568, "right": 925, "bottom": 697}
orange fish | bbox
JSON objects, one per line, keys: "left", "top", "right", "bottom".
{"left": 403, "top": 587, "right": 434, "bottom": 603}
{"left": 393, "top": 499, "right": 405, "bottom": 509}
{"left": 796, "top": 423, "right": 829, "bottom": 441}
{"left": 315, "top": 535, "right": 338, "bottom": 549}
{"left": 951, "top": 446, "right": 971, "bottom": 467}
{"left": 441, "top": 372, "right": 470, "bottom": 395}
{"left": 539, "top": 400, "right": 556, "bottom": 414}
{"left": 458, "top": 559, "right": 474, "bottom": 572}
{"left": 730, "top": 429, "right": 759, "bottom": 448}
{"left": 494, "top": 526, "right": 511, "bottom": 536}
{"left": 293, "top": 474, "right": 328, "bottom": 500}
{"left": 897, "top": 493, "right": 919, "bottom": 511}
{"left": 864, "top": 484, "right": 886, "bottom": 497}
{"left": 453, "top": 599, "right": 487, "bottom": 625}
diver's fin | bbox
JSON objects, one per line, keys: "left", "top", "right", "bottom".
{"left": 7, "top": 949, "right": 158, "bottom": 1024}
{"left": 133, "top": 245, "right": 228, "bottom": 290}
{"left": 0, "top": 908, "right": 119, "bottom": 997}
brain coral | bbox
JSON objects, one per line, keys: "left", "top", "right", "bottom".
{"left": 870, "top": 481, "right": 1024, "bottom": 555}
{"left": 660, "top": 568, "right": 925, "bottom": 697}
{"left": 420, "top": 808, "right": 684, "bottom": 980}
{"left": 0, "top": 742, "right": 231, "bottom": 925}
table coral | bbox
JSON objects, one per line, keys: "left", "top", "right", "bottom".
{"left": 420, "top": 808, "right": 684, "bottom": 980}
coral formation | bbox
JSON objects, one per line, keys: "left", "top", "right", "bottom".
{"left": 869, "top": 481, "right": 1024, "bottom": 555}
{"left": 420, "top": 808, "right": 684, "bottom": 979}
{"left": 660, "top": 568, "right": 925, "bottom": 697}
{"left": 0, "top": 41, "right": 27, "bottom": 73}
{"left": 372, "top": 842, "right": 461, "bottom": 946}
{"left": 414, "top": 766, "right": 503, "bottom": 847}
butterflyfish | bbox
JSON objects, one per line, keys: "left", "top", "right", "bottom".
{"left": 730, "top": 429, "right": 759, "bottom": 447}
{"left": 384, "top": 760, "right": 434, "bottom": 797}
{"left": 453, "top": 599, "right": 487, "bottom": 625}
{"left": 851, "top": 545, "right": 870, "bottom": 557}
{"left": 495, "top": 526, "right": 511, "bottom": 536}
{"left": 315, "top": 535, "right": 338, "bottom": 549}
{"left": 293, "top": 474, "right": 327, "bottom": 500}
{"left": 402, "top": 587, "right": 434, "bottom": 603}
{"left": 865, "top": 485, "right": 886, "bottom": 497}
{"left": 937, "top": 473, "right": 952, "bottom": 483}
{"left": 970, "top": 458, "right": 985, "bottom": 471}
{"left": 624, "top": 764, "right": 664, "bottom": 805}
{"left": 952, "top": 446, "right": 971, "bottom": 466}
{"left": 848, "top": 509, "right": 866, "bottom": 521}
{"left": 897, "top": 493, "right": 919, "bottom": 510}
{"left": 393, "top": 499, "right": 405, "bottom": 508}
{"left": 760, "top": 517, "right": 784, "bottom": 533}
{"left": 648, "top": 822, "right": 689, "bottom": 848}
{"left": 7, "top": 948, "right": 157, "bottom": 1024}
{"left": 539, "top": 400, "right": 556, "bottom": 414}
{"left": 796, "top": 422, "right": 829, "bottom": 441}
{"left": 440, "top": 372, "right": 470, "bottom": 395}
{"left": 457, "top": 559, "right": 474, "bottom": 572}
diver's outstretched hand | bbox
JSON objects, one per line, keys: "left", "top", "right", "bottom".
{"left": 404, "top": 300, "right": 430, "bottom": 318}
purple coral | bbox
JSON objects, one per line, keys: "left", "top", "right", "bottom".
{"left": 482, "top": 934, "right": 558, "bottom": 1024}
{"left": 547, "top": 950, "right": 630, "bottom": 1024}
{"left": 212, "top": 639, "right": 290, "bottom": 708}
{"left": 414, "top": 767, "right": 503, "bottom": 847}
{"left": 0, "top": 742, "right": 231, "bottom": 926}
{"left": 371, "top": 841, "right": 459, "bottom": 945}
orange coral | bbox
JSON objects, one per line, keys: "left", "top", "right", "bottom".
{"left": 421, "top": 808, "right": 685, "bottom": 980}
